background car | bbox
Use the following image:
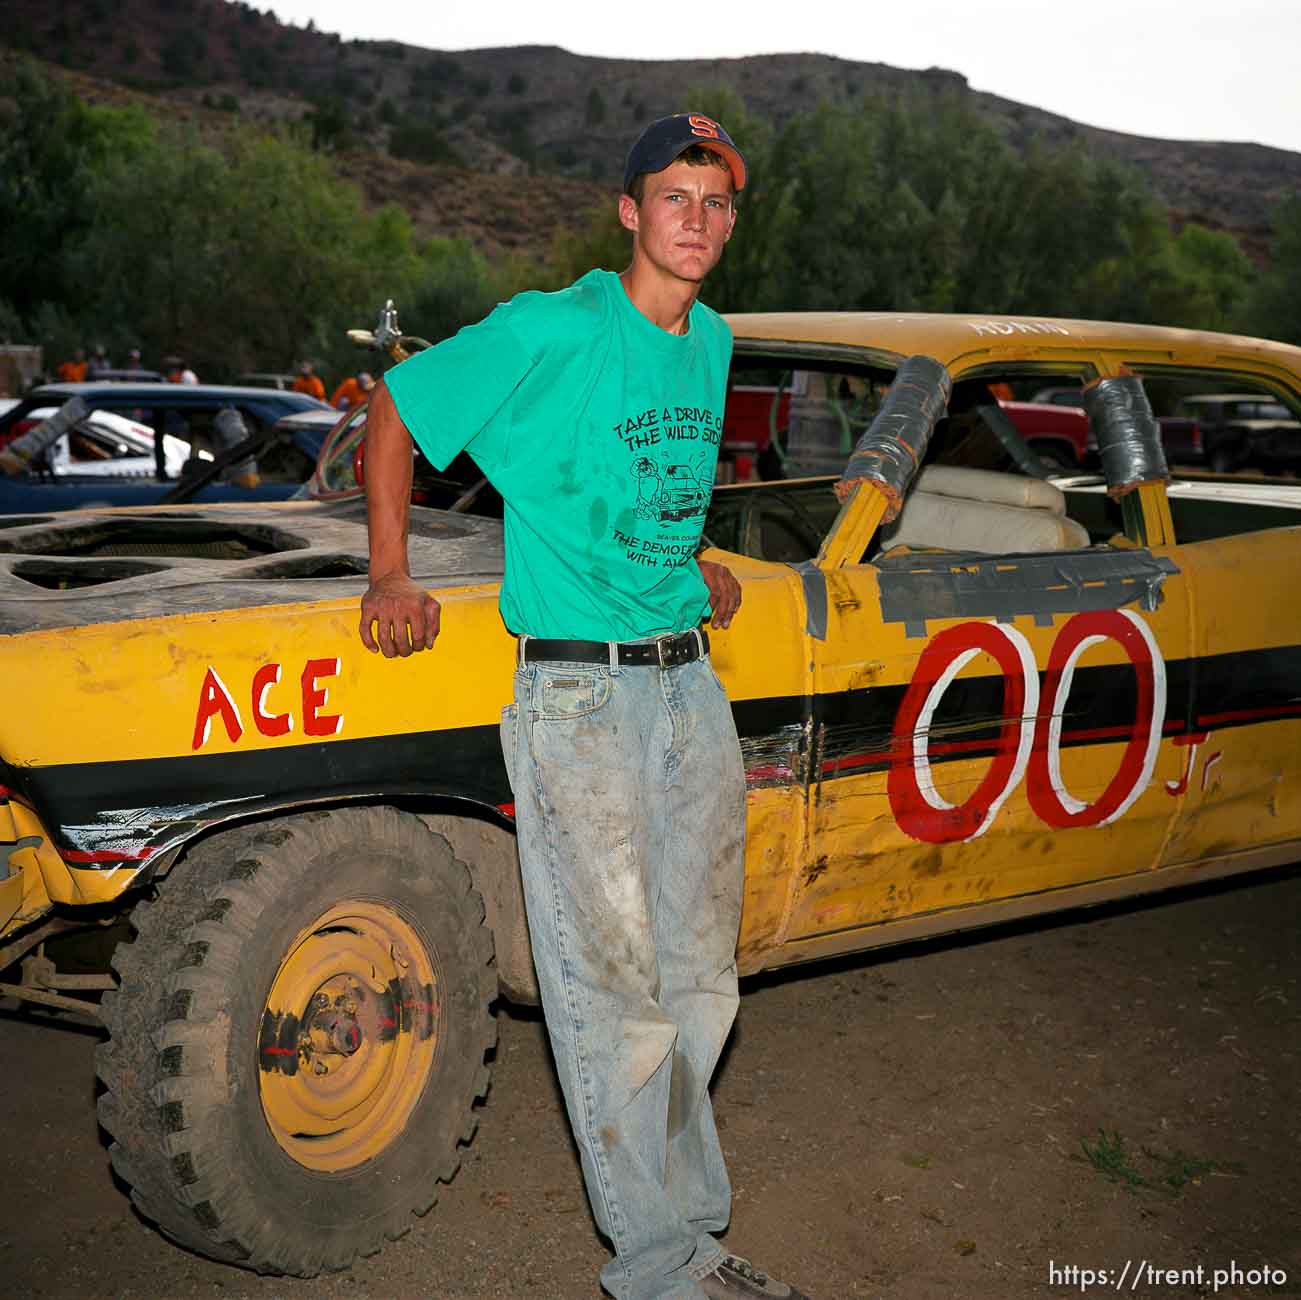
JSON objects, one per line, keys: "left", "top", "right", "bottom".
{"left": 266, "top": 406, "right": 342, "bottom": 469}
{"left": 1028, "top": 382, "right": 1210, "bottom": 470}
{"left": 22, "top": 406, "right": 196, "bottom": 480}
{"left": 80, "top": 368, "right": 165, "bottom": 383}
{"left": 997, "top": 399, "right": 1094, "bottom": 471}
{"left": 0, "top": 382, "right": 333, "bottom": 512}
{"left": 1029, "top": 384, "right": 1085, "bottom": 408}
{"left": 1174, "top": 393, "right": 1301, "bottom": 473}
{"left": 236, "top": 371, "right": 298, "bottom": 390}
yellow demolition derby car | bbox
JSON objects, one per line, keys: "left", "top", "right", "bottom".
{"left": 2, "top": 312, "right": 1300, "bottom": 1276}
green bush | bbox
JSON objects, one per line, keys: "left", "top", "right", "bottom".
{"left": 1243, "top": 194, "right": 1301, "bottom": 345}
{"left": 389, "top": 119, "right": 462, "bottom": 167}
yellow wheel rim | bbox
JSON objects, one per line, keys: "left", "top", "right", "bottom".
{"left": 258, "top": 899, "right": 440, "bottom": 1173}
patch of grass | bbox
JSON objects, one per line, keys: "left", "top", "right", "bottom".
{"left": 1080, "top": 1129, "right": 1146, "bottom": 1188}
{"left": 1077, "top": 1129, "right": 1242, "bottom": 1195}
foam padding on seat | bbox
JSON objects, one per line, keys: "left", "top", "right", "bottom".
{"left": 913, "top": 465, "right": 1068, "bottom": 513}
{"left": 882, "top": 489, "right": 1090, "bottom": 554}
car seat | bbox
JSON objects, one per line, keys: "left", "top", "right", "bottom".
{"left": 878, "top": 465, "right": 1090, "bottom": 555}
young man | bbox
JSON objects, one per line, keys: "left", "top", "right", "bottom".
{"left": 359, "top": 114, "right": 810, "bottom": 1300}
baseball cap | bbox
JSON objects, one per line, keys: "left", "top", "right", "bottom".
{"left": 623, "top": 113, "right": 746, "bottom": 194}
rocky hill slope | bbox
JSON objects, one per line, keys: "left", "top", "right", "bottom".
{"left": 7, "top": 0, "right": 1299, "bottom": 260}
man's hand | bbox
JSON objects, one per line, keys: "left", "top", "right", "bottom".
{"left": 359, "top": 380, "right": 438, "bottom": 657}
{"left": 359, "top": 572, "right": 441, "bottom": 657}
{"left": 698, "top": 558, "right": 741, "bottom": 629}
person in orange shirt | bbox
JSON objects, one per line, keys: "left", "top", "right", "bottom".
{"left": 330, "top": 371, "right": 375, "bottom": 411}
{"left": 292, "top": 360, "right": 326, "bottom": 402}
{"left": 164, "top": 353, "right": 199, "bottom": 384}
{"left": 56, "top": 348, "right": 88, "bottom": 383}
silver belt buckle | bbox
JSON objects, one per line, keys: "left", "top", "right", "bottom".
{"left": 656, "top": 634, "right": 671, "bottom": 668}
{"left": 658, "top": 632, "right": 694, "bottom": 668}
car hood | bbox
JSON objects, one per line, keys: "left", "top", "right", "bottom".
{"left": 0, "top": 499, "right": 505, "bottom": 635}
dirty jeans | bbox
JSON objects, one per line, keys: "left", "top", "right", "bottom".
{"left": 501, "top": 650, "right": 746, "bottom": 1300}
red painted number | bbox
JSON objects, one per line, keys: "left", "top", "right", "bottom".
{"left": 888, "top": 612, "right": 1166, "bottom": 843}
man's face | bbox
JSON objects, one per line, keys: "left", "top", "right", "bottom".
{"left": 619, "top": 158, "right": 736, "bottom": 284}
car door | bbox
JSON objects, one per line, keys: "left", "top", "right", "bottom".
{"left": 781, "top": 382, "right": 1195, "bottom": 950}
{"left": 1103, "top": 355, "right": 1301, "bottom": 871}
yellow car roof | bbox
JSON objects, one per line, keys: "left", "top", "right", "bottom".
{"left": 725, "top": 311, "right": 1301, "bottom": 377}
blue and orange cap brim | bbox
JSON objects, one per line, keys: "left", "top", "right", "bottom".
{"left": 624, "top": 139, "right": 747, "bottom": 194}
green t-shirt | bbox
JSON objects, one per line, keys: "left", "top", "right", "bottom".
{"left": 386, "top": 268, "right": 733, "bottom": 641}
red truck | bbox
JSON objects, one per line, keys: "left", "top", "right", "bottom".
{"left": 997, "top": 400, "right": 1094, "bottom": 471}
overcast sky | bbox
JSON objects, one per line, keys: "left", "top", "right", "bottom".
{"left": 265, "top": 0, "right": 1301, "bottom": 154}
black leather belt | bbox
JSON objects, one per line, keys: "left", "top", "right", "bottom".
{"left": 519, "top": 628, "right": 709, "bottom": 668}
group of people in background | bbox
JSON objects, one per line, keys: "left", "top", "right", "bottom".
{"left": 54, "top": 346, "right": 198, "bottom": 385}
{"left": 51, "top": 351, "right": 376, "bottom": 415}
{"left": 293, "top": 360, "right": 375, "bottom": 412}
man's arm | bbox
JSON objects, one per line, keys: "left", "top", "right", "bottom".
{"left": 358, "top": 380, "right": 441, "bottom": 656}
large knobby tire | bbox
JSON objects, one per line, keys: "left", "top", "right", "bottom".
{"left": 95, "top": 807, "right": 497, "bottom": 1276}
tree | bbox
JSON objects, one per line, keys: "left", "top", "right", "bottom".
{"left": 0, "top": 61, "right": 152, "bottom": 323}
{"left": 401, "top": 239, "right": 501, "bottom": 346}
{"left": 555, "top": 85, "right": 1257, "bottom": 332}
{"left": 1244, "top": 194, "right": 1301, "bottom": 345}
{"left": 70, "top": 127, "right": 422, "bottom": 377}
{"left": 389, "top": 119, "right": 462, "bottom": 166}
{"left": 1169, "top": 224, "right": 1255, "bottom": 331}
{"left": 308, "top": 98, "right": 351, "bottom": 152}
{"left": 0, "top": 50, "right": 523, "bottom": 381}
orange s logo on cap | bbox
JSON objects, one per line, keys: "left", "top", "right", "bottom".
{"left": 688, "top": 115, "right": 721, "bottom": 139}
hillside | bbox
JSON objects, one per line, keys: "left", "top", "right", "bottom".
{"left": 6, "top": 0, "right": 1300, "bottom": 261}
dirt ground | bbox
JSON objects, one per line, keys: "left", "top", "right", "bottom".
{"left": 3, "top": 864, "right": 1299, "bottom": 1300}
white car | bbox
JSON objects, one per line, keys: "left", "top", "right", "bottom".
{"left": 24, "top": 407, "right": 203, "bottom": 479}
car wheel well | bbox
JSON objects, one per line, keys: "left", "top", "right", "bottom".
{"left": 153, "top": 795, "right": 536, "bottom": 1005}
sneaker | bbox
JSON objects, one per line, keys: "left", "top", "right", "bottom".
{"left": 700, "top": 1254, "right": 811, "bottom": 1299}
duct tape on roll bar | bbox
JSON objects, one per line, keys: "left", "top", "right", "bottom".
{"left": 836, "top": 355, "right": 952, "bottom": 521}
{"left": 1083, "top": 373, "right": 1169, "bottom": 497}
{"left": 0, "top": 395, "right": 89, "bottom": 476}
